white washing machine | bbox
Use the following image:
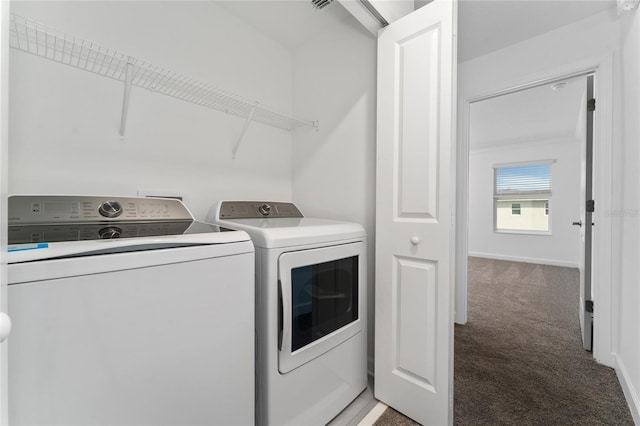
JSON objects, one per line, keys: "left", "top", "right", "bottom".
{"left": 7, "top": 195, "right": 255, "bottom": 426}
{"left": 208, "top": 201, "right": 367, "bottom": 426}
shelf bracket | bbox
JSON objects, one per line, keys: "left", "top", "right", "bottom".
{"left": 119, "top": 60, "right": 134, "bottom": 140}
{"left": 232, "top": 105, "right": 257, "bottom": 159}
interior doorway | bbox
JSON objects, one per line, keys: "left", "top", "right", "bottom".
{"left": 451, "top": 71, "right": 636, "bottom": 424}
{"left": 455, "top": 58, "right": 617, "bottom": 368}
{"left": 465, "top": 73, "right": 590, "bottom": 352}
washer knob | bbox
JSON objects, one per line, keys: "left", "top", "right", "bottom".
{"left": 98, "top": 200, "right": 123, "bottom": 218}
{"left": 258, "top": 203, "right": 272, "bottom": 216}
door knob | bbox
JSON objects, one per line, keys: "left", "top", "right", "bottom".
{"left": 572, "top": 220, "right": 583, "bottom": 227}
{"left": 410, "top": 236, "right": 421, "bottom": 245}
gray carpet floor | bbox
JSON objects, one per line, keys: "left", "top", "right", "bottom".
{"left": 374, "top": 257, "right": 634, "bottom": 426}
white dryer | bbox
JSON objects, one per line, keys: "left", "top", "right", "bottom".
{"left": 208, "top": 201, "right": 367, "bottom": 426}
{"left": 7, "top": 195, "right": 255, "bottom": 426}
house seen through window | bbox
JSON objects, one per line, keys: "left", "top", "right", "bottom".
{"left": 494, "top": 162, "right": 552, "bottom": 233}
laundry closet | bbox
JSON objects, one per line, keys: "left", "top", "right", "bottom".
{"left": 4, "top": 0, "right": 461, "bottom": 424}
{"left": 4, "top": 2, "right": 640, "bottom": 425}
{"left": 7, "top": 0, "right": 380, "bottom": 421}
{"left": 8, "top": 0, "right": 378, "bottom": 362}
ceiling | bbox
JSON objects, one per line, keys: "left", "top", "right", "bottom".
{"left": 469, "top": 76, "right": 587, "bottom": 150}
{"left": 456, "top": 0, "right": 616, "bottom": 62}
{"left": 216, "top": 0, "right": 617, "bottom": 61}
{"left": 216, "top": 1, "right": 605, "bottom": 151}
{"left": 215, "top": 0, "right": 354, "bottom": 51}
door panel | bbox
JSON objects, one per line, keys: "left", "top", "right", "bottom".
{"left": 375, "top": 1, "right": 456, "bottom": 424}
{"left": 394, "top": 257, "right": 437, "bottom": 390}
{"left": 397, "top": 24, "right": 440, "bottom": 219}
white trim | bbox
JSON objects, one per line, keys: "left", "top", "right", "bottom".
{"left": 470, "top": 135, "right": 579, "bottom": 155}
{"left": 590, "top": 54, "right": 616, "bottom": 368}
{"left": 356, "top": 402, "right": 388, "bottom": 426}
{"left": 616, "top": 357, "right": 640, "bottom": 425}
{"left": 493, "top": 158, "right": 556, "bottom": 169}
{"left": 465, "top": 67, "right": 595, "bottom": 104}
{"left": 494, "top": 229, "right": 552, "bottom": 236}
{"left": 468, "top": 252, "right": 579, "bottom": 269}
{"left": 457, "top": 55, "right": 616, "bottom": 368}
{"left": 1, "top": 2, "right": 9, "bottom": 424}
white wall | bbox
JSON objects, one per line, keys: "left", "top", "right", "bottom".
{"left": 468, "top": 138, "right": 581, "bottom": 267}
{"left": 9, "top": 1, "right": 296, "bottom": 220}
{"left": 457, "top": 9, "right": 621, "bottom": 99}
{"left": 616, "top": 7, "right": 640, "bottom": 424}
{"left": 291, "top": 19, "right": 377, "bottom": 372}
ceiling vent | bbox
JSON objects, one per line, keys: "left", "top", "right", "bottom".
{"left": 311, "top": 0, "right": 334, "bottom": 10}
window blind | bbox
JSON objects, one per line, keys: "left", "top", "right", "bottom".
{"left": 494, "top": 163, "right": 552, "bottom": 197}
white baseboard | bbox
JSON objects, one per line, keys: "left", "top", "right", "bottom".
{"left": 468, "top": 252, "right": 579, "bottom": 269}
{"left": 616, "top": 356, "right": 640, "bottom": 425}
{"left": 356, "top": 402, "right": 387, "bottom": 426}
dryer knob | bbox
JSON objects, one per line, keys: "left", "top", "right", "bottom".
{"left": 258, "top": 203, "right": 272, "bottom": 216}
{"left": 98, "top": 200, "right": 123, "bottom": 218}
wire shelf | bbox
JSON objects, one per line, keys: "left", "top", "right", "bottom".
{"left": 9, "top": 14, "right": 317, "bottom": 132}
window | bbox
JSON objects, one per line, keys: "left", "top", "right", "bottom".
{"left": 494, "top": 161, "right": 552, "bottom": 233}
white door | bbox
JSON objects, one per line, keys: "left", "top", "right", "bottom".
{"left": 375, "top": 1, "right": 456, "bottom": 425}
{"left": 0, "top": 1, "right": 12, "bottom": 424}
{"left": 577, "top": 75, "right": 595, "bottom": 351}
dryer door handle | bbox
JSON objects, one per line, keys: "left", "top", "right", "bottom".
{"left": 279, "top": 277, "right": 291, "bottom": 356}
{"left": 278, "top": 280, "right": 284, "bottom": 352}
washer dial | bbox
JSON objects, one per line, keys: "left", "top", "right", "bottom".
{"left": 98, "top": 200, "right": 123, "bottom": 218}
{"left": 258, "top": 203, "right": 272, "bottom": 216}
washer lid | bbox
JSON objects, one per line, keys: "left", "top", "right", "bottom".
{"left": 8, "top": 220, "right": 234, "bottom": 245}
{"left": 7, "top": 195, "right": 252, "bottom": 263}
{"left": 7, "top": 223, "right": 251, "bottom": 263}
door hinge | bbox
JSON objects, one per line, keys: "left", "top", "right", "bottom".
{"left": 586, "top": 200, "right": 595, "bottom": 213}
{"left": 587, "top": 98, "right": 596, "bottom": 112}
{"left": 585, "top": 300, "right": 594, "bottom": 313}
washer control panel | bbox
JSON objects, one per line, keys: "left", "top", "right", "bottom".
{"left": 8, "top": 195, "right": 193, "bottom": 224}
{"left": 219, "top": 201, "right": 303, "bottom": 219}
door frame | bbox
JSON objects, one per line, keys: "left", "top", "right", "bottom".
{"left": 455, "top": 54, "right": 616, "bottom": 368}
{"left": 1, "top": 1, "right": 10, "bottom": 424}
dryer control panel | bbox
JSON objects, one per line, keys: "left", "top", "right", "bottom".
{"left": 218, "top": 201, "right": 303, "bottom": 219}
{"left": 8, "top": 195, "right": 193, "bottom": 224}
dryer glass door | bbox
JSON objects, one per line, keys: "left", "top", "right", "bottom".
{"left": 278, "top": 242, "right": 365, "bottom": 374}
